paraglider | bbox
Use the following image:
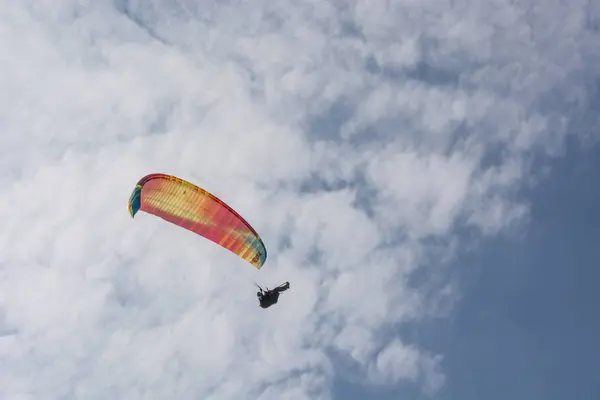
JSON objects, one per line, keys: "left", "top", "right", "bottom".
{"left": 256, "top": 282, "right": 290, "bottom": 308}
{"left": 128, "top": 173, "right": 267, "bottom": 268}
{"left": 128, "top": 173, "right": 290, "bottom": 309}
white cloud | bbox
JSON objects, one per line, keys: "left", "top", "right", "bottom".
{"left": 1, "top": 0, "right": 598, "bottom": 399}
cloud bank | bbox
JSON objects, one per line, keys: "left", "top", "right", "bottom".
{"left": 1, "top": 0, "right": 598, "bottom": 399}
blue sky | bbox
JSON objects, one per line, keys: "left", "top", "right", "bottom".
{"left": 1, "top": 1, "right": 599, "bottom": 399}
{"left": 331, "top": 139, "right": 600, "bottom": 400}
{"left": 433, "top": 139, "right": 600, "bottom": 400}
{"left": 333, "top": 141, "right": 600, "bottom": 400}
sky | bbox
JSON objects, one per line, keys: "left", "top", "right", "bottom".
{"left": 0, "top": 1, "right": 599, "bottom": 399}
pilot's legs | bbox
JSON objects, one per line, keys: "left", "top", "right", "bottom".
{"left": 273, "top": 282, "right": 289, "bottom": 293}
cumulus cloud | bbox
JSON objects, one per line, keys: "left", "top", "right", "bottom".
{"left": 0, "top": 0, "right": 598, "bottom": 399}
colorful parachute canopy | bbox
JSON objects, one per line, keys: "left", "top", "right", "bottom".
{"left": 128, "top": 173, "right": 267, "bottom": 269}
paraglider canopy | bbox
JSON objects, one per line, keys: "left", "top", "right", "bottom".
{"left": 128, "top": 173, "right": 267, "bottom": 269}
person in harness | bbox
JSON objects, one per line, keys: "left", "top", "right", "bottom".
{"left": 257, "top": 281, "right": 290, "bottom": 308}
